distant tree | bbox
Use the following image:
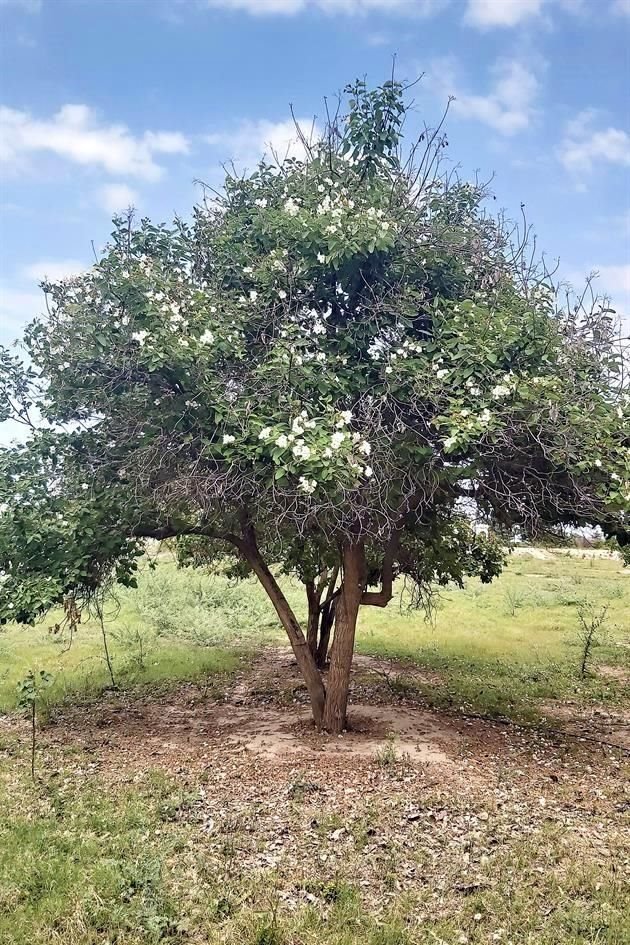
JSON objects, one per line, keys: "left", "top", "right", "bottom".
{"left": 1, "top": 79, "right": 628, "bottom": 732}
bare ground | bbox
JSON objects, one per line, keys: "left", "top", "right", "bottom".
{"left": 1, "top": 646, "right": 629, "bottom": 935}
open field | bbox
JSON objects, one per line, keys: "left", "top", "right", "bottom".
{"left": 0, "top": 550, "right": 629, "bottom": 944}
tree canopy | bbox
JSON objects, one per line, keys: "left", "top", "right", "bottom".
{"left": 1, "top": 78, "right": 628, "bottom": 731}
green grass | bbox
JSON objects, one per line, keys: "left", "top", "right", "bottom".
{"left": 356, "top": 550, "right": 630, "bottom": 719}
{"left": 0, "top": 550, "right": 628, "bottom": 944}
{"left": 1, "top": 758, "right": 627, "bottom": 945}
{"left": 1, "top": 550, "right": 628, "bottom": 720}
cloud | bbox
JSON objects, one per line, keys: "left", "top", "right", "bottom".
{"left": 464, "top": 0, "right": 545, "bottom": 27}
{"left": 463, "top": 0, "right": 589, "bottom": 27}
{"left": 205, "top": 117, "right": 319, "bottom": 168}
{"left": 203, "top": 0, "right": 444, "bottom": 15}
{"left": 567, "top": 263, "right": 630, "bottom": 329}
{"left": 612, "top": 0, "right": 630, "bottom": 16}
{"left": 21, "top": 259, "right": 87, "bottom": 282}
{"left": 0, "top": 0, "right": 42, "bottom": 12}
{"left": 98, "top": 183, "right": 139, "bottom": 213}
{"left": 0, "top": 104, "right": 189, "bottom": 181}
{"left": 595, "top": 264, "right": 630, "bottom": 298}
{"left": 593, "top": 264, "right": 630, "bottom": 328}
{"left": 430, "top": 58, "right": 540, "bottom": 135}
{"left": 558, "top": 109, "right": 630, "bottom": 179}
{"left": 0, "top": 284, "right": 45, "bottom": 342}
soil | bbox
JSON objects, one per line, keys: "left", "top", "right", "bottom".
{"left": 7, "top": 645, "right": 626, "bottom": 774}
{"left": 1, "top": 647, "right": 628, "bottom": 919}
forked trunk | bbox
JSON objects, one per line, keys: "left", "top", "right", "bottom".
{"left": 239, "top": 537, "right": 326, "bottom": 727}
{"left": 322, "top": 542, "right": 365, "bottom": 733}
{"left": 316, "top": 597, "right": 335, "bottom": 669}
{"left": 305, "top": 580, "right": 321, "bottom": 661}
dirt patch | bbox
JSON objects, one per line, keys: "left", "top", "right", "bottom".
{"left": 210, "top": 703, "right": 454, "bottom": 763}
{"left": 598, "top": 664, "right": 630, "bottom": 684}
{"left": 540, "top": 699, "right": 630, "bottom": 750}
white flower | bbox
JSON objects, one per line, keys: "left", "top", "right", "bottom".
{"left": 132, "top": 330, "right": 148, "bottom": 346}
{"left": 249, "top": 290, "right": 258, "bottom": 301}
{"left": 81, "top": 483, "right": 89, "bottom": 491}
{"left": 222, "top": 434, "right": 235, "bottom": 445}
{"left": 385, "top": 366, "right": 393, "bottom": 375}
{"left": 364, "top": 465, "right": 373, "bottom": 478}
{"left": 491, "top": 384, "right": 510, "bottom": 399}
{"left": 479, "top": 409, "right": 491, "bottom": 423}
{"left": 436, "top": 369, "right": 449, "bottom": 380}
{"left": 443, "top": 436, "right": 457, "bottom": 451}
{"left": 317, "top": 253, "right": 326, "bottom": 263}
{"left": 304, "top": 419, "right": 316, "bottom": 429}
{"left": 258, "top": 427, "right": 272, "bottom": 441}
{"left": 199, "top": 330, "right": 215, "bottom": 345}
{"left": 243, "top": 266, "right": 253, "bottom": 274}
{"left": 469, "top": 386, "right": 481, "bottom": 396}
{"left": 594, "top": 459, "right": 602, "bottom": 467}
{"left": 254, "top": 198, "right": 267, "bottom": 208}
{"left": 284, "top": 197, "right": 300, "bottom": 216}
{"left": 331, "top": 431, "right": 345, "bottom": 450}
{"left": 381, "top": 221, "right": 390, "bottom": 231}
{"left": 323, "top": 447, "right": 333, "bottom": 458}
{"left": 298, "top": 476, "right": 317, "bottom": 494}
{"left": 339, "top": 410, "right": 353, "bottom": 425}
{"left": 278, "top": 290, "right": 287, "bottom": 299}
{"left": 293, "top": 443, "right": 311, "bottom": 460}
{"left": 359, "top": 440, "right": 371, "bottom": 456}
{"left": 292, "top": 417, "right": 305, "bottom": 434}
{"left": 179, "top": 338, "right": 189, "bottom": 347}
{"left": 275, "top": 434, "right": 289, "bottom": 448}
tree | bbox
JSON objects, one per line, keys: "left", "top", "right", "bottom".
{"left": 0, "top": 79, "right": 628, "bottom": 732}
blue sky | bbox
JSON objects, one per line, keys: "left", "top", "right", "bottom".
{"left": 1, "top": 0, "right": 629, "bottom": 355}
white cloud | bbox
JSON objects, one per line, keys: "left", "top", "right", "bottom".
{"left": 21, "top": 259, "right": 87, "bottom": 282}
{"left": 593, "top": 264, "right": 630, "bottom": 328}
{"left": 203, "top": 0, "right": 443, "bottom": 14}
{"left": 0, "top": 0, "right": 42, "bottom": 12}
{"left": 612, "top": 0, "right": 630, "bottom": 17}
{"left": 431, "top": 58, "right": 540, "bottom": 135}
{"left": 0, "top": 284, "right": 44, "bottom": 337}
{"left": 0, "top": 104, "right": 189, "bottom": 181}
{"left": 463, "top": 0, "right": 588, "bottom": 27}
{"left": 98, "top": 183, "right": 139, "bottom": 213}
{"left": 464, "top": 0, "right": 544, "bottom": 27}
{"left": 558, "top": 109, "right": 630, "bottom": 178}
{"left": 206, "top": 117, "right": 319, "bottom": 167}
{"left": 567, "top": 264, "right": 630, "bottom": 329}
{"left": 595, "top": 264, "right": 630, "bottom": 298}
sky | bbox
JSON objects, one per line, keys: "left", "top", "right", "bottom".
{"left": 0, "top": 0, "right": 629, "bottom": 361}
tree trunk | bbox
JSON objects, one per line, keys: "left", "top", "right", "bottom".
{"left": 305, "top": 580, "right": 320, "bottom": 662}
{"left": 322, "top": 542, "right": 365, "bottom": 733}
{"left": 316, "top": 596, "right": 335, "bottom": 669}
{"left": 239, "top": 537, "right": 326, "bottom": 728}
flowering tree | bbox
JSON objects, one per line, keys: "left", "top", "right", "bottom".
{"left": 1, "top": 80, "right": 628, "bottom": 732}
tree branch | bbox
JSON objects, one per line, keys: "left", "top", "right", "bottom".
{"left": 361, "top": 530, "right": 401, "bottom": 607}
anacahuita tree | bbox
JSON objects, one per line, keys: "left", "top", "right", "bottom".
{"left": 0, "top": 80, "right": 628, "bottom": 732}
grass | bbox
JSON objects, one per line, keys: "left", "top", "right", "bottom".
{"left": 356, "top": 550, "right": 630, "bottom": 719}
{"left": 0, "top": 549, "right": 628, "bottom": 944}
{"left": 1, "top": 549, "right": 628, "bottom": 719}
{"left": 1, "top": 753, "right": 627, "bottom": 945}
